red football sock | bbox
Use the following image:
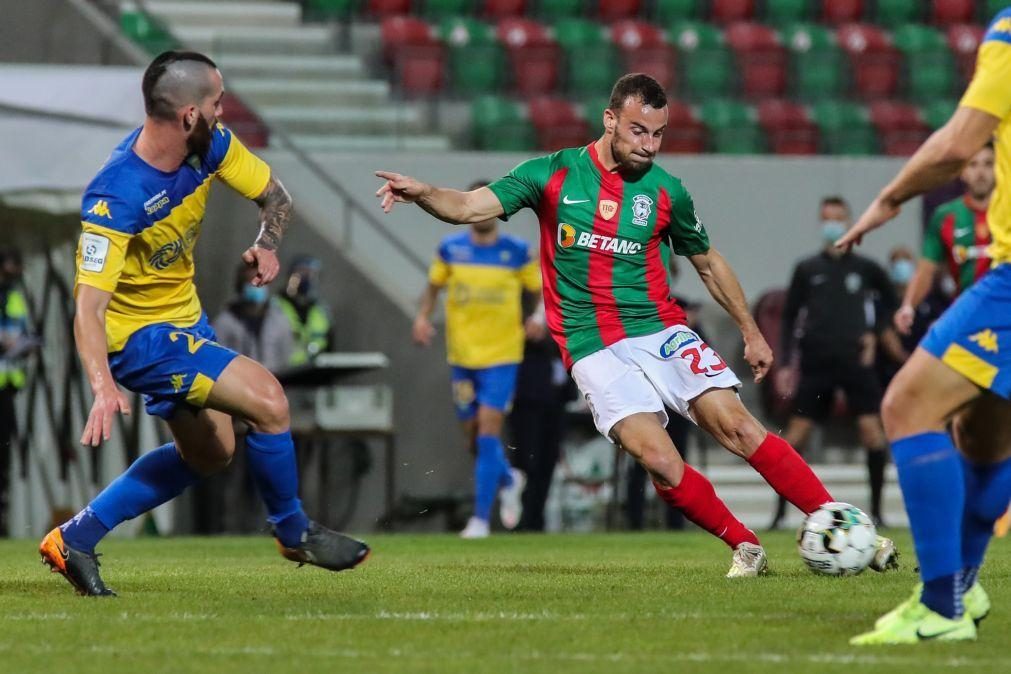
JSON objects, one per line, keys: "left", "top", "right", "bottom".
{"left": 748, "top": 433, "right": 832, "bottom": 514}
{"left": 653, "top": 465, "right": 759, "bottom": 549}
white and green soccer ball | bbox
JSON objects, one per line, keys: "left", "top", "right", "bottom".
{"left": 797, "top": 502, "right": 877, "bottom": 576}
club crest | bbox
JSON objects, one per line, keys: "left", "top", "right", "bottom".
{"left": 631, "top": 194, "right": 653, "bottom": 226}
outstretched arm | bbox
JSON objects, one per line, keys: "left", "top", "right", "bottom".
{"left": 375, "top": 171, "right": 505, "bottom": 224}
{"left": 243, "top": 175, "right": 292, "bottom": 286}
{"left": 75, "top": 284, "right": 131, "bottom": 446}
{"left": 688, "top": 247, "right": 772, "bottom": 383}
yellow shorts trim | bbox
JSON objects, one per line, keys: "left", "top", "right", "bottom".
{"left": 941, "top": 344, "right": 998, "bottom": 389}
{"left": 185, "top": 372, "right": 216, "bottom": 407}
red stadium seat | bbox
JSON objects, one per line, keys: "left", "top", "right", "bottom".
{"left": 610, "top": 20, "right": 678, "bottom": 91}
{"left": 381, "top": 17, "right": 445, "bottom": 95}
{"left": 820, "top": 0, "right": 863, "bottom": 24}
{"left": 596, "top": 0, "right": 641, "bottom": 22}
{"left": 946, "top": 23, "right": 985, "bottom": 83}
{"left": 497, "top": 18, "right": 559, "bottom": 96}
{"left": 660, "top": 101, "right": 706, "bottom": 153}
{"left": 869, "top": 101, "right": 930, "bottom": 156}
{"left": 725, "top": 22, "right": 787, "bottom": 98}
{"left": 368, "top": 0, "right": 411, "bottom": 18}
{"left": 481, "top": 0, "right": 526, "bottom": 19}
{"left": 381, "top": 16, "right": 436, "bottom": 63}
{"left": 931, "top": 0, "right": 975, "bottom": 26}
{"left": 836, "top": 24, "right": 899, "bottom": 98}
{"left": 756, "top": 99, "right": 819, "bottom": 155}
{"left": 711, "top": 0, "right": 755, "bottom": 24}
{"left": 221, "top": 92, "right": 269, "bottom": 148}
{"left": 527, "top": 97, "right": 590, "bottom": 151}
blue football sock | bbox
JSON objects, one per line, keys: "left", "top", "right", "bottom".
{"left": 892, "top": 432, "right": 965, "bottom": 618}
{"left": 960, "top": 454, "right": 1011, "bottom": 591}
{"left": 245, "top": 430, "right": 308, "bottom": 547}
{"left": 62, "top": 443, "right": 199, "bottom": 553}
{"left": 474, "top": 435, "right": 508, "bottom": 521}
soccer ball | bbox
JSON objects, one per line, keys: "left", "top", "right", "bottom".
{"left": 797, "top": 502, "right": 877, "bottom": 576}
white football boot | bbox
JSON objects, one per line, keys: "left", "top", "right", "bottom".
{"left": 726, "top": 542, "right": 768, "bottom": 578}
{"left": 869, "top": 535, "right": 900, "bottom": 572}
{"left": 498, "top": 468, "right": 526, "bottom": 530}
{"left": 459, "top": 517, "right": 490, "bottom": 539}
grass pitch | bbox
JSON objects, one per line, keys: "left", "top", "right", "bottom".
{"left": 1, "top": 531, "right": 1009, "bottom": 674}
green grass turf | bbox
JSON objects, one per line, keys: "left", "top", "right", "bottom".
{"left": 1, "top": 532, "right": 1009, "bottom": 673}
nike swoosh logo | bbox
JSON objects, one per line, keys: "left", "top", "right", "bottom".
{"left": 916, "top": 625, "right": 964, "bottom": 640}
{"left": 954, "top": 229, "right": 972, "bottom": 237}
{"left": 60, "top": 544, "right": 70, "bottom": 562}
{"left": 562, "top": 196, "right": 589, "bottom": 204}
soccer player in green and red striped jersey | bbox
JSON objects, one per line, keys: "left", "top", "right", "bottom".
{"left": 894, "top": 143, "right": 995, "bottom": 335}
{"left": 376, "top": 74, "right": 898, "bottom": 577}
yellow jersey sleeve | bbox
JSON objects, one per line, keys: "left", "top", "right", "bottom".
{"left": 215, "top": 127, "right": 272, "bottom": 199}
{"left": 960, "top": 41, "right": 1011, "bottom": 121}
{"left": 428, "top": 256, "right": 451, "bottom": 286}
{"left": 519, "top": 256, "right": 541, "bottom": 292}
{"left": 76, "top": 223, "right": 132, "bottom": 293}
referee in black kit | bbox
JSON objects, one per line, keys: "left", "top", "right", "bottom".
{"left": 773, "top": 196, "right": 898, "bottom": 529}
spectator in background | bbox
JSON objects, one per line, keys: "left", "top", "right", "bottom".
{"left": 277, "top": 255, "right": 334, "bottom": 365}
{"left": 774, "top": 196, "right": 897, "bottom": 528}
{"left": 0, "top": 247, "right": 32, "bottom": 537}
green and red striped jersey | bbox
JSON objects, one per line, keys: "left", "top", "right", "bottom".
{"left": 488, "top": 143, "right": 709, "bottom": 368}
{"left": 923, "top": 195, "right": 992, "bottom": 294}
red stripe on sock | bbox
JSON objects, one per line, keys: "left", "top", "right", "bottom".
{"left": 747, "top": 433, "right": 832, "bottom": 514}
{"left": 653, "top": 465, "right": 759, "bottom": 549}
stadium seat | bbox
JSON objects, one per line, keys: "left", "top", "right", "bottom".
{"left": 930, "top": 0, "right": 975, "bottom": 26}
{"left": 659, "top": 101, "right": 707, "bottom": 153}
{"left": 874, "top": 0, "right": 922, "bottom": 27}
{"left": 528, "top": 97, "right": 591, "bottom": 150}
{"left": 119, "top": 7, "right": 180, "bottom": 55}
{"left": 381, "top": 17, "right": 445, "bottom": 95}
{"left": 421, "top": 0, "right": 478, "bottom": 20}
{"left": 471, "top": 95, "right": 536, "bottom": 150}
{"left": 610, "top": 20, "right": 678, "bottom": 92}
{"left": 946, "top": 23, "right": 985, "bottom": 83}
{"left": 653, "top": 0, "right": 702, "bottom": 22}
{"left": 481, "top": 0, "right": 527, "bottom": 18}
{"left": 920, "top": 99, "right": 957, "bottom": 130}
{"left": 438, "top": 18, "right": 505, "bottom": 94}
{"left": 820, "top": 0, "right": 864, "bottom": 24}
{"left": 304, "top": 0, "right": 358, "bottom": 20}
{"left": 724, "top": 22, "right": 787, "bottom": 98}
{"left": 836, "top": 23, "right": 899, "bottom": 98}
{"left": 869, "top": 101, "right": 930, "bottom": 156}
{"left": 711, "top": 0, "right": 756, "bottom": 24}
{"left": 595, "top": 0, "right": 641, "bottom": 21}
{"left": 893, "top": 24, "right": 955, "bottom": 101}
{"left": 699, "top": 99, "right": 765, "bottom": 154}
{"left": 554, "top": 19, "right": 620, "bottom": 95}
{"left": 756, "top": 99, "right": 819, "bottom": 155}
{"left": 811, "top": 100, "right": 877, "bottom": 154}
{"left": 497, "top": 18, "right": 560, "bottom": 96}
{"left": 536, "top": 0, "right": 586, "bottom": 22}
{"left": 782, "top": 23, "right": 843, "bottom": 100}
{"left": 670, "top": 21, "right": 733, "bottom": 98}
{"left": 368, "top": 0, "right": 412, "bottom": 17}
{"left": 984, "top": 1, "right": 1011, "bottom": 22}
{"left": 763, "top": 0, "right": 812, "bottom": 26}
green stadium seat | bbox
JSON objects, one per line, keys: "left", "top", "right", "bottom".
{"left": 422, "top": 0, "right": 478, "bottom": 20}
{"left": 654, "top": 0, "right": 702, "bottom": 22}
{"left": 984, "top": 1, "right": 1011, "bottom": 22}
{"left": 921, "top": 99, "right": 957, "bottom": 130}
{"left": 811, "top": 100, "right": 877, "bottom": 155}
{"left": 763, "top": 0, "right": 812, "bottom": 26}
{"left": 438, "top": 18, "right": 505, "bottom": 94}
{"left": 537, "top": 0, "right": 586, "bottom": 21}
{"left": 699, "top": 99, "right": 765, "bottom": 154}
{"left": 670, "top": 21, "right": 733, "bottom": 98}
{"left": 471, "top": 96, "right": 536, "bottom": 150}
{"left": 304, "top": 0, "right": 359, "bottom": 20}
{"left": 581, "top": 95, "right": 612, "bottom": 130}
{"left": 553, "top": 19, "right": 620, "bottom": 95}
{"left": 873, "top": 0, "right": 921, "bottom": 27}
{"left": 893, "top": 24, "right": 955, "bottom": 101}
{"left": 781, "top": 23, "right": 843, "bottom": 100}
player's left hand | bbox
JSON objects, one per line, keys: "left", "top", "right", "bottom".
{"left": 835, "top": 196, "right": 901, "bottom": 252}
{"left": 242, "top": 246, "right": 279, "bottom": 286}
{"left": 743, "top": 331, "right": 774, "bottom": 383}
{"left": 524, "top": 316, "right": 548, "bottom": 341}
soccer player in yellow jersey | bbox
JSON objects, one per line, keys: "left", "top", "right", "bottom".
{"left": 38, "top": 51, "right": 368, "bottom": 596}
{"left": 413, "top": 181, "right": 542, "bottom": 538}
{"left": 839, "top": 9, "right": 1011, "bottom": 644}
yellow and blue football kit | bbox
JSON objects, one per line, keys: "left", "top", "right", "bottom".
{"left": 77, "top": 123, "right": 271, "bottom": 419}
{"left": 921, "top": 9, "right": 1011, "bottom": 399}
{"left": 428, "top": 231, "right": 541, "bottom": 419}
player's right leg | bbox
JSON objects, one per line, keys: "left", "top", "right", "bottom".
{"left": 769, "top": 415, "right": 815, "bottom": 529}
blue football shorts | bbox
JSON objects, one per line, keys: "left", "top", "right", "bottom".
{"left": 449, "top": 363, "right": 520, "bottom": 421}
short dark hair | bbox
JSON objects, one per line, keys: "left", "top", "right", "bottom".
{"left": 608, "top": 73, "right": 667, "bottom": 113}
{"left": 142, "top": 50, "right": 218, "bottom": 121}
{"left": 820, "top": 195, "right": 850, "bottom": 214}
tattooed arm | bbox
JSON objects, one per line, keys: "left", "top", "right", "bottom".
{"left": 242, "top": 175, "right": 292, "bottom": 286}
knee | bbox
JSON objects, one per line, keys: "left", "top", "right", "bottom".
{"left": 476, "top": 408, "right": 504, "bottom": 437}
{"left": 635, "top": 440, "right": 685, "bottom": 489}
{"left": 249, "top": 380, "right": 290, "bottom": 434}
{"left": 880, "top": 385, "right": 913, "bottom": 440}
{"left": 185, "top": 436, "right": 236, "bottom": 476}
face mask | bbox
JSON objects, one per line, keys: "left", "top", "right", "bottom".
{"left": 242, "top": 283, "right": 269, "bottom": 305}
{"left": 890, "top": 259, "right": 915, "bottom": 285}
{"left": 821, "top": 220, "right": 847, "bottom": 245}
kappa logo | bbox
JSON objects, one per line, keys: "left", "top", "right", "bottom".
{"left": 631, "top": 194, "right": 653, "bottom": 226}
{"left": 170, "top": 373, "right": 187, "bottom": 393}
{"left": 598, "top": 200, "right": 618, "bottom": 221}
{"left": 970, "top": 329, "right": 999, "bottom": 354}
{"left": 558, "top": 223, "right": 577, "bottom": 248}
{"left": 87, "top": 200, "right": 112, "bottom": 219}
{"left": 659, "top": 331, "right": 698, "bottom": 358}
